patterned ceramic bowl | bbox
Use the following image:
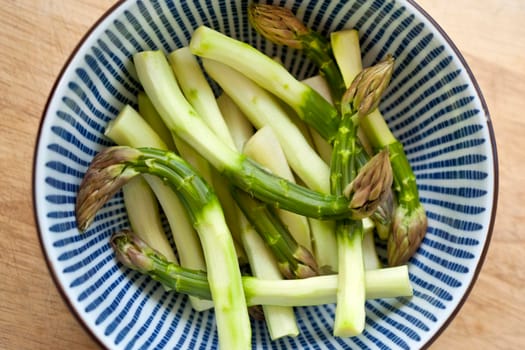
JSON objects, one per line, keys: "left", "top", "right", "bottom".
{"left": 34, "top": 0, "right": 498, "bottom": 349}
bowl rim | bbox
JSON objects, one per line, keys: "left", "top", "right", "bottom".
{"left": 32, "top": 0, "right": 499, "bottom": 349}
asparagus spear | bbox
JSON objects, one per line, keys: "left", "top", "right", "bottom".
{"left": 238, "top": 213, "right": 300, "bottom": 339}
{"left": 121, "top": 176, "right": 178, "bottom": 264}
{"left": 330, "top": 68, "right": 393, "bottom": 335}
{"left": 248, "top": 3, "right": 346, "bottom": 109}
{"left": 331, "top": 33, "right": 428, "bottom": 266}
{"left": 76, "top": 146, "right": 251, "bottom": 349}
{"left": 105, "top": 104, "right": 213, "bottom": 311}
{"left": 132, "top": 50, "right": 364, "bottom": 220}
{"left": 217, "top": 93, "right": 300, "bottom": 340}
{"left": 110, "top": 229, "right": 413, "bottom": 305}
{"left": 137, "top": 91, "right": 177, "bottom": 151}
{"left": 189, "top": 26, "right": 340, "bottom": 142}
{"left": 232, "top": 187, "right": 318, "bottom": 279}
{"left": 168, "top": 47, "right": 236, "bottom": 150}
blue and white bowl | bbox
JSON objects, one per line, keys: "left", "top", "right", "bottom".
{"left": 33, "top": 0, "right": 498, "bottom": 349}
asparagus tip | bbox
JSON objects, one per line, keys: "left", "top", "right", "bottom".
{"left": 76, "top": 147, "right": 141, "bottom": 231}
{"left": 293, "top": 245, "right": 319, "bottom": 278}
{"left": 343, "top": 54, "right": 395, "bottom": 117}
{"left": 387, "top": 204, "right": 428, "bottom": 266}
{"left": 371, "top": 188, "right": 395, "bottom": 240}
{"left": 248, "top": 3, "right": 308, "bottom": 49}
{"left": 344, "top": 148, "right": 393, "bottom": 219}
{"left": 110, "top": 229, "right": 160, "bottom": 272}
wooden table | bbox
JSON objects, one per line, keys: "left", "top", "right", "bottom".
{"left": 1, "top": 1, "right": 523, "bottom": 349}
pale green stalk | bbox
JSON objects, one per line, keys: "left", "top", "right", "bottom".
{"left": 331, "top": 29, "right": 363, "bottom": 87}
{"left": 362, "top": 218, "right": 382, "bottom": 270}
{"left": 239, "top": 219, "right": 299, "bottom": 339}
{"left": 168, "top": 47, "right": 236, "bottom": 150}
{"left": 216, "top": 93, "right": 255, "bottom": 152}
{"left": 122, "top": 176, "right": 178, "bottom": 264}
{"left": 190, "top": 26, "right": 340, "bottom": 142}
{"left": 111, "top": 230, "right": 413, "bottom": 306}
{"left": 137, "top": 91, "right": 177, "bottom": 150}
{"left": 244, "top": 265, "right": 412, "bottom": 306}
{"left": 105, "top": 104, "right": 213, "bottom": 311}
{"left": 333, "top": 221, "right": 365, "bottom": 336}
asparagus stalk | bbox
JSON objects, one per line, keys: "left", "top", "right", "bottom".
{"left": 331, "top": 33, "right": 428, "bottom": 266}
{"left": 137, "top": 91, "right": 177, "bottom": 151}
{"left": 331, "top": 30, "right": 363, "bottom": 87}
{"left": 189, "top": 26, "right": 340, "bottom": 142}
{"left": 110, "top": 229, "right": 413, "bottom": 306}
{"left": 216, "top": 93, "right": 300, "bottom": 340}
{"left": 121, "top": 176, "right": 178, "bottom": 264}
{"left": 243, "top": 126, "right": 312, "bottom": 252}
{"left": 168, "top": 47, "right": 236, "bottom": 150}
{"left": 239, "top": 221, "right": 299, "bottom": 339}
{"left": 248, "top": 3, "right": 346, "bottom": 110}
{"left": 132, "top": 50, "right": 359, "bottom": 220}
{"left": 232, "top": 187, "right": 318, "bottom": 279}
{"left": 362, "top": 221, "right": 382, "bottom": 270}
{"left": 76, "top": 146, "right": 251, "bottom": 349}
{"left": 216, "top": 93, "right": 255, "bottom": 152}
{"left": 104, "top": 105, "right": 213, "bottom": 311}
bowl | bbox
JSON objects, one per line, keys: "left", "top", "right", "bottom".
{"left": 33, "top": 0, "right": 498, "bottom": 349}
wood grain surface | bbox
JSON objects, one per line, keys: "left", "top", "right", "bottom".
{"left": 1, "top": 1, "right": 523, "bottom": 349}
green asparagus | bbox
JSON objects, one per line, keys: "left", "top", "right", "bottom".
{"left": 231, "top": 186, "right": 318, "bottom": 279}
{"left": 189, "top": 26, "right": 340, "bottom": 142}
{"left": 248, "top": 3, "right": 346, "bottom": 109}
{"left": 76, "top": 146, "right": 251, "bottom": 350}
{"left": 330, "top": 32, "right": 428, "bottom": 266}
{"left": 105, "top": 104, "right": 213, "bottom": 311}
{"left": 330, "top": 61, "right": 394, "bottom": 335}
{"left": 110, "top": 229, "right": 413, "bottom": 306}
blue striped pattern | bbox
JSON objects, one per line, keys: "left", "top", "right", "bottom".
{"left": 34, "top": 0, "right": 496, "bottom": 349}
